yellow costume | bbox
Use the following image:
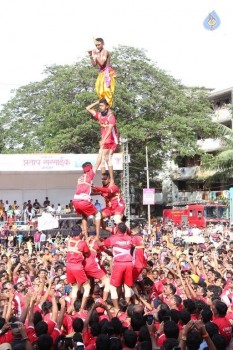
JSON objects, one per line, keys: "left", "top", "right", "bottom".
{"left": 95, "top": 66, "right": 116, "bottom": 107}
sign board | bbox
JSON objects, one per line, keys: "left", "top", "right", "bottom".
{"left": 143, "top": 188, "right": 155, "bottom": 205}
{"left": 230, "top": 187, "right": 233, "bottom": 225}
{"left": 0, "top": 153, "right": 123, "bottom": 172}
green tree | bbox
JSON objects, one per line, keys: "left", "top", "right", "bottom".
{"left": 0, "top": 46, "right": 220, "bottom": 191}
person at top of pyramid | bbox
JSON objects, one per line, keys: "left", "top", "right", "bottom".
{"left": 88, "top": 37, "right": 116, "bottom": 107}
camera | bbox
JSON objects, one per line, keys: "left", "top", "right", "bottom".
{"left": 64, "top": 338, "right": 73, "bottom": 349}
{"left": 10, "top": 323, "right": 19, "bottom": 329}
{"left": 76, "top": 346, "right": 84, "bottom": 350}
{"left": 146, "top": 314, "right": 154, "bottom": 325}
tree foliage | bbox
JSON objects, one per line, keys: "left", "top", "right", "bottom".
{"left": 0, "top": 46, "right": 220, "bottom": 189}
{"left": 200, "top": 121, "right": 233, "bottom": 182}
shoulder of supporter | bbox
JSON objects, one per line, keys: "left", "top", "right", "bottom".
{"left": 110, "top": 184, "right": 119, "bottom": 193}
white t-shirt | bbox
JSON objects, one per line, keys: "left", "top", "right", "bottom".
{"left": 4, "top": 203, "right": 9, "bottom": 211}
{"left": 40, "top": 233, "right": 46, "bottom": 242}
{"left": 192, "top": 227, "right": 201, "bottom": 236}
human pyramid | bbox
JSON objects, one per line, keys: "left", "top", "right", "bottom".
{"left": 66, "top": 38, "right": 147, "bottom": 312}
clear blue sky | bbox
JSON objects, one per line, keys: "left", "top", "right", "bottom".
{"left": 0, "top": 0, "right": 232, "bottom": 105}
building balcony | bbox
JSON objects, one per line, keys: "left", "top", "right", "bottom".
{"left": 171, "top": 166, "right": 199, "bottom": 180}
{"left": 156, "top": 190, "right": 229, "bottom": 205}
{"left": 212, "top": 108, "right": 232, "bottom": 123}
{"left": 171, "top": 190, "right": 229, "bottom": 205}
{"left": 197, "top": 138, "right": 223, "bottom": 152}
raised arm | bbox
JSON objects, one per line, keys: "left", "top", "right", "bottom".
{"left": 135, "top": 292, "right": 153, "bottom": 312}
{"left": 13, "top": 263, "right": 21, "bottom": 278}
{"left": 83, "top": 303, "right": 96, "bottom": 331}
{"left": 146, "top": 321, "right": 158, "bottom": 350}
{"left": 19, "top": 324, "right": 33, "bottom": 350}
{"left": 38, "top": 283, "right": 51, "bottom": 307}
{"left": 195, "top": 320, "right": 217, "bottom": 350}
{"left": 50, "top": 293, "right": 58, "bottom": 323}
{"left": 19, "top": 293, "right": 31, "bottom": 323}
{"left": 93, "top": 184, "right": 118, "bottom": 194}
{"left": 2, "top": 303, "right": 7, "bottom": 320}
{"left": 28, "top": 294, "right": 37, "bottom": 327}
{"left": 86, "top": 101, "right": 99, "bottom": 115}
{"left": 83, "top": 302, "right": 112, "bottom": 332}
{"left": 57, "top": 297, "right": 66, "bottom": 330}
{"left": 185, "top": 278, "right": 197, "bottom": 299}
{"left": 36, "top": 279, "right": 46, "bottom": 302}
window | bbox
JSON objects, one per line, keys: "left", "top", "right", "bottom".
{"left": 204, "top": 206, "right": 217, "bottom": 218}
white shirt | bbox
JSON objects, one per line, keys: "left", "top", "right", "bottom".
{"left": 40, "top": 233, "right": 46, "bottom": 242}
{"left": 173, "top": 229, "right": 182, "bottom": 238}
{"left": 192, "top": 227, "right": 201, "bottom": 236}
{"left": 4, "top": 203, "right": 9, "bottom": 211}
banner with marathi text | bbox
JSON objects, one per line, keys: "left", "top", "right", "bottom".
{"left": 0, "top": 153, "right": 123, "bottom": 171}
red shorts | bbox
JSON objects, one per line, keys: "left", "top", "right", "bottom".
{"left": 110, "top": 261, "right": 133, "bottom": 287}
{"left": 103, "top": 143, "right": 117, "bottom": 151}
{"left": 73, "top": 200, "right": 97, "bottom": 217}
{"left": 85, "top": 266, "right": 105, "bottom": 279}
{"left": 66, "top": 263, "right": 88, "bottom": 285}
{"left": 102, "top": 204, "right": 125, "bottom": 217}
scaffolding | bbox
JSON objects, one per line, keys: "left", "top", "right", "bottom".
{"left": 121, "top": 138, "right": 130, "bottom": 224}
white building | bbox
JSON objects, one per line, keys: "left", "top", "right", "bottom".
{"left": 155, "top": 87, "right": 233, "bottom": 206}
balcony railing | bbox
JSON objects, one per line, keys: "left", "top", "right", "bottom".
{"left": 172, "top": 166, "right": 199, "bottom": 180}
{"left": 154, "top": 190, "right": 229, "bottom": 205}
{"left": 212, "top": 108, "right": 232, "bottom": 123}
{"left": 197, "top": 138, "right": 223, "bottom": 152}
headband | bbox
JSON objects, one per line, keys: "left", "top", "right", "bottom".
{"left": 83, "top": 164, "right": 93, "bottom": 173}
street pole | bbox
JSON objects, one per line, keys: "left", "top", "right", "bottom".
{"left": 146, "top": 146, "right": 151, "bottom": 234}
{"left": 230, "top": 187, "right": 233, "bottom": 226}
{"left": 121, "top": 137, "right": 130, "bottom": 227}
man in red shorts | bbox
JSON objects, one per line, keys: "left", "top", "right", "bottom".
{"left": 83, "top": 229, "right": 110, "bottom": 301}
{"left": 86, "top": 99, "right": 119, "bottom": 183}
{"left": 66, "top": 226, "right": 91, "bottom": 310}
{"left": 102, "top": 222, "right": 133, "bottom": 311}
{"left": 73, "top": 161, "right": 101, "bottom": 238}
{"left": 131, "top": 223, "right": 147, "bottom": 283}
{"left": 92, "top": 171, "right": 125, "bottom": 225}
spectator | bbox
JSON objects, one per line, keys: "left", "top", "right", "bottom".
{"left": 40, "top": 231, "right": 47, "bottom": 246}
{"left": 95, "top": 200, "right": 102, "bottom": 211}
{"left": 43, "top": 197, "right": 50, "bottom": 207}
{"left": 56, "top": 204, "right": 61, "bottom": 214}
{"left": 34, "top": 231, "right": 41, "bottom": 251}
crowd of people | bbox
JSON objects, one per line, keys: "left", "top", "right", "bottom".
{"left": 0, "top": 197, "right": 76, "bottom": 224}
{"left": 0, "top": 216, "right": 233, "bottom": 350}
